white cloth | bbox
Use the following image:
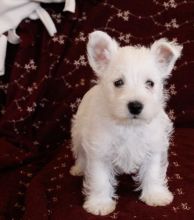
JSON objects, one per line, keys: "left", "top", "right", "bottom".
{"left": 0, "top": 0, "right": 76, "bottom": 75}
{"left": 33, "top": 0, "right": 76, "bottom": 12}
{"left": 0, "top": 2, "right": 40, "bottom": 36}
{"left": 0, "top": 35, "right": 8, "bottom": 76}
{"left": 64, "top": 0, "right": 76, "bottom": 12}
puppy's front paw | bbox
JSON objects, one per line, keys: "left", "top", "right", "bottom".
{"left": 83, "top": 198, "right": 116, "bottom": 216}
{"left": 70, "top": 165, "right": 83, "bottom": 176}
{"left": 140, "top": 187, "right": 173, "bottom": 206}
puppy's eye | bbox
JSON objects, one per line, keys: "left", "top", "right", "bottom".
{"left": 146, "top": 80, "right": 154, "bottom": 88}
{"left": 114, "top": 79, "right": 124, "bottom": 87}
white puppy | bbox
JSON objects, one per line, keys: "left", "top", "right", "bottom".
{"left": 70, "top": 31, "right": 182, "bottom": 216}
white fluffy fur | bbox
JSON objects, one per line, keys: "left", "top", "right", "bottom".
{"left": 70, "top": 31, "right": 182, "bottom": 216}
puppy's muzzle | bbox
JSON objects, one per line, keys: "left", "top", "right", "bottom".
{"left": 128, "top": 101, "right": 143, "bottom": 115}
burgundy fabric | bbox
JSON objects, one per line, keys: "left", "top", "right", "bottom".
{"left": 0, "top": 0, "right": 194, "bottom": 219}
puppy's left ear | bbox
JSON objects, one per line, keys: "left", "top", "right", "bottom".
{"left": 151, "top": 38, "right": 183, "bottom": 78}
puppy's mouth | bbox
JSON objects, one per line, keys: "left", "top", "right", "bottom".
{"left": 130, "top": 115, "right": 140, "bottom": 121}
{"left": 131, "top": 114, "right": 141, "bottom": 120}
{"left": 131, "top": 114, "right": 152, "bottom": 125}
{"left": 131, "top": 114, "right": 144, "bottom": 122}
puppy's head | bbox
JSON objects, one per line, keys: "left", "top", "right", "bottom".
{"left": 87, "top": 31, "right": 182, "bottom": 123}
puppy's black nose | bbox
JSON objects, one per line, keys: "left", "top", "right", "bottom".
{"left": 128, "top": 101, "right": 143, "bottom": 115}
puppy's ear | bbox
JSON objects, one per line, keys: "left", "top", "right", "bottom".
{"left": 87, "top": 31, "right": 118, "bottom": 77}
{"left": 151, "top": 38, "right": 183, "bottom": 78}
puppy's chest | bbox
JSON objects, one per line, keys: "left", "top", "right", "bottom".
{"left": 111, "top": 127, "right": 148, "bottom": 174}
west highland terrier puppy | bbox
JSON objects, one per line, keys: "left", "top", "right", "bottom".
{"left": 70, "top": 31, "right": 182, "bottom": 215}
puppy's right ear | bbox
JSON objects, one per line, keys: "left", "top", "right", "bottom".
{"left": 87, "top": 31, "right": 118, "bottom": 77}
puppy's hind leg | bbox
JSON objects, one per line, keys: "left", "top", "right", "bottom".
{"left": 70, "top": 145, "right": 85, "bottom": 176}
{"left": 70, "top": 157, "right": 85, "bottom": 176}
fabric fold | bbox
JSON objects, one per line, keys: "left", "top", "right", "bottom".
{"left": 8, "top": 29, "right": 21, "bottom": 44}
{"left": 0, "top": 35, "right": 8, "bottom": 76}
{"left": 36, "top": 6, "right": 57, "bottom": 36}
{"left": 64, "top": 0, "right": 76, "bottom": 12}
{"left": 0, "top": 2, "right": 40, "bottom": 36}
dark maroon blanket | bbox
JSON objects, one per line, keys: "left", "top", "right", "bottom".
{"left": 0, "top": 0, "right": 194, "bottom": 219}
